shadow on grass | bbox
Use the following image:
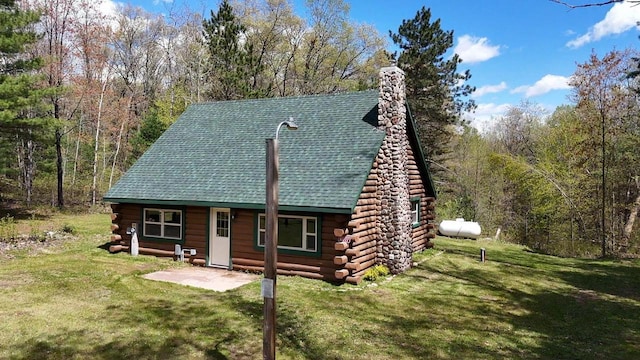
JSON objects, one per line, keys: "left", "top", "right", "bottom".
{"left": 558, "top": 260, "right": 640, "bottom": 302}
{"left": 12, "top": 296, "right": 248, "bottom": 360}
{"left": 419, "top": 248, "right": 640, "bottom": 359}
{"left": 222, "top": 292, "right": 338, "bottom": 360}
{"left": 12, "top": 329, "right": 228, "bottom": 360}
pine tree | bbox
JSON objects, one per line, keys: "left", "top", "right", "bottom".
{"left": 390, "top": 7, "right": 475, "bottom": 165}
{"left": 0, "top": 0, "right": 50, "bottom": 204}
{"left": 202, "top": 0, "right": 263, "bottom": 100}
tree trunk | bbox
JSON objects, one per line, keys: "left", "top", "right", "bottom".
{"left": 109, "top": 119, "right": 126, "bottom": 189}
{"left": 56, "top": 129, "right": 64, "bottom": 208}
{"left": 621, "top": 177, "right": 640, "bottom": 251}
{"left": 91, "top": 80, "right": 108, "bottom": 206}
{"left": 72, "top": 119, "right": 82, "bottom": 186}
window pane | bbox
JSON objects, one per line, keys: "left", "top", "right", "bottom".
{"left": 164, "top": 225, "right": 181, "bottom": 239}
{"left": 146, "top": 210, "right": 161, "bottom": 223}
{"left": 164, "top": 211, "right": 181, "bottom": 224}
{"left": 145, "top": 223, "right": 161, "bottom": 236}
{"left": 259, "top": 215, "right": 265, "bottom": 230}
{"left": 217, "top": 228, "right": 229, "bottom": 237}
{"left": 259, "top": 232, "right": 265, "bottom": 246}
{"left": 306, "top": 235, "right": 316, "bottom": 251}
{"left": 306, "top": 218, "right": 316, "bottom": 233}
{"left": 217, "top": 212, "right": 229, "bottom": 237}
{"left": 278, "top": 217, "right": 302, "bottom": 248}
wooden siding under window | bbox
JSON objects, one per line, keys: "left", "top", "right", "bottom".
{"left": 231, "top": 209, "right": 347, "bottom": 282}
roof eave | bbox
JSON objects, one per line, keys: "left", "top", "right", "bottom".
{"left": 103, "top": 197, "right": 353, "bottom": 214}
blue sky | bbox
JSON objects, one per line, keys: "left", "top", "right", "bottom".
{"left": 124, "top": 0, "right": 640, "bottom": 130}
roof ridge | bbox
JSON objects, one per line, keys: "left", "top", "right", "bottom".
{"left": 193, "top": 89, "right": 379, "bottom": 106}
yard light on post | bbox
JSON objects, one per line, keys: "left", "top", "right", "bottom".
{"left": 263, "top": 118, "right": 298, "bottom": 360}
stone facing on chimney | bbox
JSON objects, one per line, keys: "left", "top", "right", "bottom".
{"left": 377, "top": 66, "right": 413, "bottom": 274}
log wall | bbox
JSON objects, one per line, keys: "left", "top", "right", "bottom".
{"left": 231, "top": 209, "right": 348, "bottom": 282}
{"left": 407, "top": 147, "right": 436, "bottom": 252}
{"left": 109, "top": 203, "right": 207, "bottom": 263}
{"left": 110, "top": 204, "right": 349, "bottom": 281}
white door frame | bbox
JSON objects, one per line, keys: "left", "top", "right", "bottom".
{"left": 209, "top": 208, "right": 231, "bottom": 268}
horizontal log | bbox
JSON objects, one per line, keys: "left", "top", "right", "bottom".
{"left": 345, "top": 275, "right": 362, "bottom": 285}
{"left": 111, "top": 213, "right": 119, "bottom": 221}
{"left": 359, "top": 258, "right": 377, "bottom": 271}
{"left": 190, "top": 258, "right": 206, "bottom": 266}
{"left": 352, "top": 235, "right": 378, "bottom": 248}
{"left": 334, "top": 228, "right": 350, "bottom": 238}
{"left": 364, "top": 179, "right": 377, "bottom": 186}
{"left": 424, "top": 213, "right": 436, "bottom": 220}
{"left": 351, "top": 221, "right": 377, "bottom": 232}
{"left": 351, "top": 210, "right": 377, "bottom": 221}
{"left": 352, "top": 227, "right": 377, "bottom": 237}
{"left": 354, "top": 204, "right": 379, "bottom": 213}
{"left": 347, "top": 246, "right": 377, "bottom": 258}
{"left": 358, "top": 192, "right": 378, "bottom": 199}
{"left": 234, "top": 264, "right": 332, "bottom": 280}
{"left": 347, "top": 241, "right": 376, "bottom": 255}
{"left": 110, "top": 224, "right": 120, "bottom": 232}
{"left": 110, "top": 234, "right": 122, "bottom": 242}
{"left": 345, "top": 262, "right": 360, "bottom": 271}
{"left": 361, "top": 185, "right": 376, "bottom": 193}
{"left": 348, "top": 215, "right": 376, "bottom": 228}
{"left": 335, "top": 269, "right": 350, "bottom": 280}
{"left": 231, "top": 258, "right": 332, "bottom": 274}
{"left": 334, "top": 255, "right": 348, "bottom": 265}
{"left": 335, "top": 242, "right": 349, "bottom": 251}
{"left": 109, "top": 244, "right": 127, "bottom": 253}
{"left": 352, "top": 252, "right": 377, "bottom": 265}
{"left": 138, "top": 247, "right": 176, "bottom": 257}
{"left": 356, "top": 198, "right": 379, "bottom": 206}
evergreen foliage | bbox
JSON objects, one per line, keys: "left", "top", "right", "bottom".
{"left": 0, "top": 0, "right": 51, "bottom": 203}
{"left": 202, "top": 0, "right": 263, "bottom": 100}
{"left": 390, "top": 6, "right": 475, "bottom": 164}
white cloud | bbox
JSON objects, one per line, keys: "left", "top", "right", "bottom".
{"left": 567, "top": 2, "right": 640, "bottom": 48}
{"left": 511, "top": 74, "right": 571, "bottom": 98}
{"left": 472, "top": 81, "right": 508, "bottom": 98}
{"left": 464, "top": 102, "right": 511, "bottom": 132}
{"left": 454, "top": 35, "right": 500, "bottom": 64}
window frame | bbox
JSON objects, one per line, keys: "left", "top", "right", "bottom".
{"left": 410, "top": 197, "right": 421, "bottom": 228}
{"left": 256, "top": 213, "right": 321, "bottom": 255}
{"left": 142, "top": 207, "right": 185, "bottom": 242}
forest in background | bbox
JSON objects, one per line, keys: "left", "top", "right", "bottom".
{"left": 1, "top": 0, "right": 639, "bottom": 258}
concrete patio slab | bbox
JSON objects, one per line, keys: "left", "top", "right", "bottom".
{"left": 143, "top": 267, "right": 260, "bottom": 292}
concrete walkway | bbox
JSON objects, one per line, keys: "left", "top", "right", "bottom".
{"left": 143, "top": 267, "right": 259, "bottom": 292}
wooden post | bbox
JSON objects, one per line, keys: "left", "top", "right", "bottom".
{"left": 263, "top": 138, "right": 278, "bottom": 360}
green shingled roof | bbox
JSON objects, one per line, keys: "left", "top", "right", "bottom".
{"left": 105, "top": 90, "right": 390, "bottom": 213}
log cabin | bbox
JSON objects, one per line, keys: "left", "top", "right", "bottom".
{"left": 104, "top": 66, "right": 436, "bottom": 284}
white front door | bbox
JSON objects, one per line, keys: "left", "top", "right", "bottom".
{"left": 209, "top": 208, "right": 230, "bottom": 268}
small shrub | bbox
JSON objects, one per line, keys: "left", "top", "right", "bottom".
{"left": 61, "top": 224, "right": 76, "bottom": 235}
{"left": 363, "top": 264, "right": 390, "bottom": 281}
{"left": 0, "top": 215, "right": 17, "bottom": 242}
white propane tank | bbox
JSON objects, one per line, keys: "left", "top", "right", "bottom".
{"left": 438, "top": 218, "right": 482, "bottom": 239}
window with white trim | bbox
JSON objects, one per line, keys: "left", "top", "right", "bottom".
{"left": 410, "top": 199, "right": 420, "bottom": 227}
{"left": 143, "top": 208, "right": 183, "bottom": 240}
{"left": 258, "top": 214, "right": 318, "bottom": 252}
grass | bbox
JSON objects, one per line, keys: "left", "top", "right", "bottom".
{"left": 0, "top": 212, "right": 639, "bottom": 359}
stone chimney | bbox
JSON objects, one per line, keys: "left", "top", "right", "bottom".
{"left": 376, "top": 66, "right": 413, "bottom": 274}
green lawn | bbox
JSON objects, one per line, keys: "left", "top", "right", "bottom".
{"left": 0, "top": 212, "right": 639, "bottom": 359}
